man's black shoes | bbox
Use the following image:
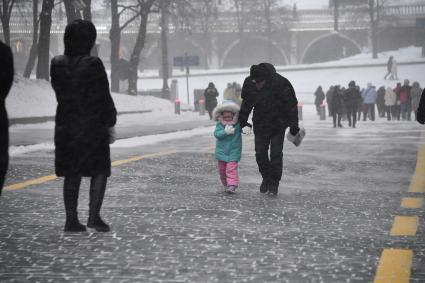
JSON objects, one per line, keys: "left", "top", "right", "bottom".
{"left": 260, "top": 179, "right": 268, "bottom": 193}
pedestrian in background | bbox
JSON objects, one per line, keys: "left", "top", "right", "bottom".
{"left": 314, "top": 86, "right": 325, "bottom": 115}
{"left": 326, "top": 86, "right": 334, "bottom": 117}
{"left": 213, "top": 101, "right": 242, "bottom": 194}
{"left": 377, "top": 86, "right": 386, "bottom": 118}
{"left": 330, "top": 85, "right": 344, "bottom": 128}
{"left": 384, "top": 86, "right": 397, "bottom": 121}
{"left": 411, "top": 82, "right": 423, "bottom": 121}
{"left": 239, "top": 63, "right": 299, "bottom": 195}
{"left": 223, "top": 82, "right": 241, "bottom": 105}
{"left": 417, "top": 89, "right": 425, "bottom": 124}
{"left": 204, "top": 82, "right": 219, "bottom": 120}
{"left": 384, "top": 56, "right": 393, "bottom": 80}
{"left": 390, "top": 59, "right": 398, "bottom": 80}
{"left": 344, "top": 81, "right": 362, "bottom": 128}
{"left": 50, "top": 20, "right": 117, "bottom": 232}
{"left": 399, "top": 79, "right": 412, "bottom": 121}
{"left": 0, "top": 41, "right": 14, "bottom": 196}
{"left": 357, "top": 86, "right": 363, "bottom": 121}
{"left": 394, "top": 82, "right": 402, "bottom": 120}
{"left": 362, "top": 83, "right": 377, "bottom": 121}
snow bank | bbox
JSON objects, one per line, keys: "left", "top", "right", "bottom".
{"left": 5, "top": 76, "right": 174, "bottom": 119}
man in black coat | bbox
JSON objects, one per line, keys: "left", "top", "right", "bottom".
{"left": 239, "top": 63, "right": 299, "bottom": 195}
{"left": 0, "top": 41, "right": 14, "bottom": 196}
{"left": 50, "top": 20, "right": 117, "bottom": 232}
{"left": 344, "top": 81, "right": 362, "bottom": 128}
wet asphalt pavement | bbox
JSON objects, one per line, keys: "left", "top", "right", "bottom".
{"left": 1, "top": 118, "right": 425, "bottom": 282}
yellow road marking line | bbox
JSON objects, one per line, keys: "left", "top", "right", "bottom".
{"left": 374, "top": 249, "right": 413, "bottom": 283}
{"left": 4, "top": 150, "right": 178, "bottom": 191}
{"left": 390, "top": 216, "right": 419, "bottom": 236}
{"left": 401, "top": 197, "right": 423, "bottom": 209}
{"left": 5, "top": 175, "right": 58, "bottom": 191}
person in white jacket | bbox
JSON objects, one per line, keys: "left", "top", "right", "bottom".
{"left": 385, "top": 86, "right": 397, "bottom": 121}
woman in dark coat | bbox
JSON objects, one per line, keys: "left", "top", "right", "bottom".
{"left": 0, "top": 41, "right": 14, "bottom": 196}
{"left": 50, "top": 20, "right": 117, "bottom": 232}
{"left": 330, "top": 85, "right": 344, "bottom": 128}
{"left": 204, "top": 82, "right": 219, "bottom": 119}
{"left": 314, "top": 86, "right": 325, "bottom": 115}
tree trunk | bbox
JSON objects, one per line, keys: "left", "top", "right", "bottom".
{"left": 369, "top": 0, "right": 378, "bottom": 59}
{"left": 23, "top": 0, "right": 39, "bottom": 78}
{"left": 265, "top": 0, "right": 273, "bottom": 62}
{"left": 128, "top": 13, "right": 149, "bottom": 95}
{"left": 0, "top": 17, "right": 10, "bottom": 45}
{"left": 83, "top": 0, "right": 92, "bottom": 21}
{"left": 160, "top": 0, "right": 170, "bottom": 98}
{"left": 0, "top": 0, "right": 15, "bottom": 46}
{"left": 36, "top": 0, "right": 54, "bottom": 80}
{"left": 109, "top": 0, "right": 120, "bottom": 92}
{"left": 63, "top": 0, "right": 78, "bottom": 23}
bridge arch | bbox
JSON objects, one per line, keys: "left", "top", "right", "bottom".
{"left": 221, "top": 36, "right": 289, "bottom": 68}
{"left": 300, "top": 32, "right": 362, "bottom": 64}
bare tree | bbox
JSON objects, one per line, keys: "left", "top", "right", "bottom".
{"left": 23, "top": 0, "right": 39, "bottom": 78}
{"left": 127, "top": 0, "right": 158, "bottom": 95}
{"left": 160, "top": 0, "right": 170, "bottom": 97}
{"left": 368, "top": 0, "right": 386, "bottom": 59}
{"left": 36, "top": 0, "right": 54, "bottom": 80}
{"left": 109, "top": 0, "right": 144, "bottom": 92}
{"left": 0, "top": 0, "right": 16, "bottom": 45}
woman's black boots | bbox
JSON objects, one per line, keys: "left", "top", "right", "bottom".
{"left": 87, "top": 175, "right": 110, "bottom": 232}
{"left": 63, "top": 176, "right": 86, "bottom": 232}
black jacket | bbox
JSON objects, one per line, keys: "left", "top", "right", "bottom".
{"left": 239, "top": 63, "right": 298, "bottom": 134}
{"left": 417, "top": 89, "right": 425, "bottom": 124}
{"left": 0, "top": 41, "right": 14, "bottom": 187}
{"left": 344, "top": 86, "right": 362, "bottom": 109}
{"left": 204, "top": 87, "right": 218, "bottom": 111}
{"left": 50, "top": 55, "right": 117, "bottom": 177}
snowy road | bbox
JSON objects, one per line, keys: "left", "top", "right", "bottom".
{"left": 1, "top": 110, "right": 425, "bottom": 282}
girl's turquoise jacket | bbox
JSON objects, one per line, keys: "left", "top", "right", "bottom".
{"left": 214, "top": 123, "right": 242, "bottom": 162}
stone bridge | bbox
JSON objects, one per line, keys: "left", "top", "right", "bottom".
{"left": 3, "top": 3, "right": 425, "bottom": 72}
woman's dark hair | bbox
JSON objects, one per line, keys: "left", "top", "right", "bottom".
{"left": 64, "top": 19, "right": 97, "bottom": 56}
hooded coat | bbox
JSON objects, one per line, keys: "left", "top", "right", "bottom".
{"left": 0, "top": 41, "right": 14, "bottom": 191}
{"left": 213, "top": 102, "right": 242, "bottom": 162}
{"left": 239, "top": 63, "right": 298, "bottom": 135}
{"left": 204, "top": 83, "right": 219, "bottom": 111}
{"left": 50, "top": 20, "right": 117, "bottom": 177}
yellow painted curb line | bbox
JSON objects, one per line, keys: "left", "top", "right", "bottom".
{"left": 4, "top": 150, "right": 178, "bottom": 191}
{"left": 401, "top": 197, "right": 423, "bottom": 209}
{"left": 390, "top": 216, "right": 419, "bottom": 236}
{"left": 374, "top": 249, "right": 413, "bottom": 283}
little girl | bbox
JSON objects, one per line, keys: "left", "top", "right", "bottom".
{"left": 213, "top": 101, "right": 242, "bottom": 193}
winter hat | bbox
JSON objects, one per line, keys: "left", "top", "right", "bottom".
{"left": 349, "top": 81, "right": 356, "bottom": 87}
{"left": 212, "top": 101, "right": 240, "bottom": 122}
{"left": 250, "top": 64, "right": 269, "bottom": 82}
{"left": 64, "top": 19, "right": 97, "bottom": 56}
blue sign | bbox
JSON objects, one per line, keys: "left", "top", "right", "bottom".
{"left": 173, "top": 55, "right": 200, "bottom": 67}
{"left": 416, "top": 18, "right": 425, "bottom": 28}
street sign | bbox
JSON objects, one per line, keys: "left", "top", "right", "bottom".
{"left": 173, "top": 55, "right": 200, "bottom": 67}
{"left": 416, "top": 18, "right": 425, "bottom": 28}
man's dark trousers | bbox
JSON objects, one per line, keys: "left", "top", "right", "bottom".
{"left": 254, "top": 127, "right": 286, "bottom": 186}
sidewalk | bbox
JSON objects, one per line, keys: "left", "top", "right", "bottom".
{"left": 9, "top": 112, "right": 215, "bottom": 147}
